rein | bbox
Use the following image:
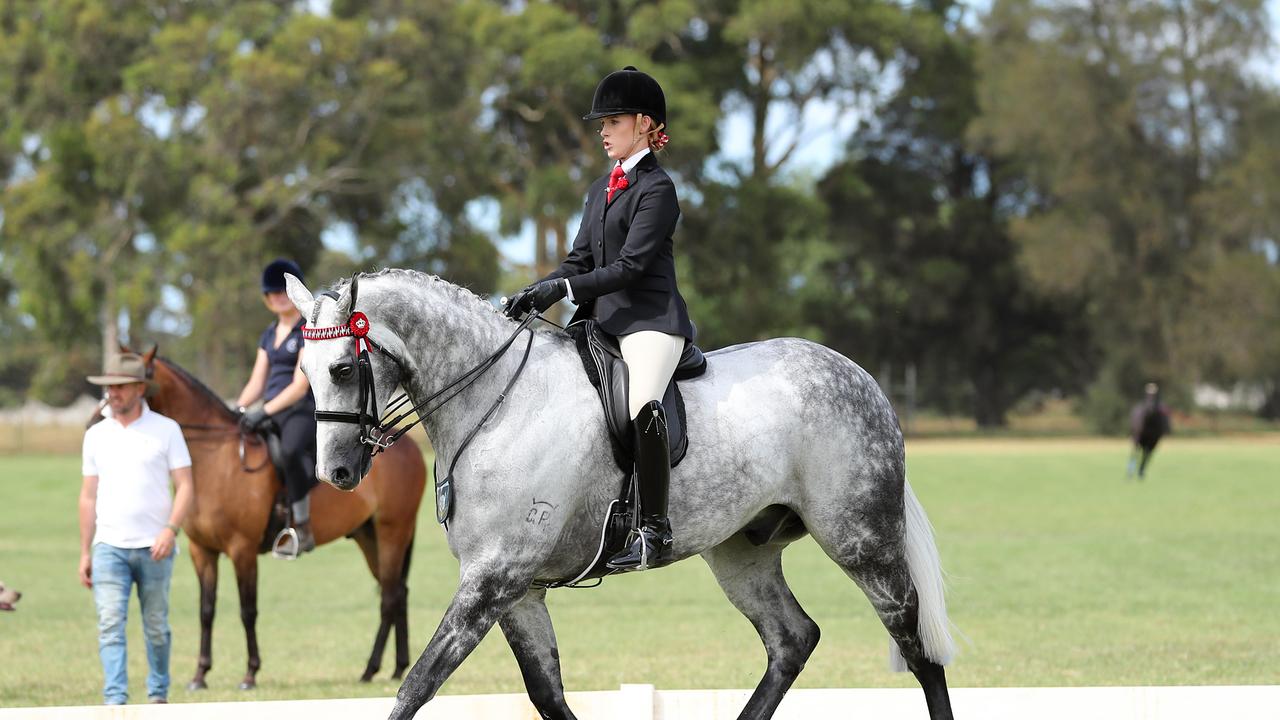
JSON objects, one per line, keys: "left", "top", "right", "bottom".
{"left": 302, "top": 276, "right": 539, "bottom": 523}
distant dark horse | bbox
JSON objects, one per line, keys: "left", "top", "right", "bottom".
{"left": 90, "top": 347, "right": 427, "bottom": 688}
{"left": 1128, "top": 382, "right": 1171, "bottom": 479}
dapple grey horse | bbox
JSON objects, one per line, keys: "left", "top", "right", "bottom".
{"left": 285, "top": 269, "right": 956, "bottom": 720}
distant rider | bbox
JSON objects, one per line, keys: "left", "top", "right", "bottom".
{"left": 236, "top": 258, "right": 319, "bottom": 556}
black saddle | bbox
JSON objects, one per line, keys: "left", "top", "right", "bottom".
{"left": 567, "top": 319, "right": 706, "bottom": 473}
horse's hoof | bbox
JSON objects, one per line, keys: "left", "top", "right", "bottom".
{"left": 392, "top": 667, "right": 407, "bottom": 681}
{"left": 359, "top": 672, "right": 374, "bottom": 683}
{"left": 187, "top": 680, "right": 207, "bottom": 691}
{"left": 239, "top": 680, "right": 256, "bottom": 691}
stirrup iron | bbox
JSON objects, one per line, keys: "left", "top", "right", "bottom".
{"left": 271, "top": 527, "right": 301, "bottom": 560}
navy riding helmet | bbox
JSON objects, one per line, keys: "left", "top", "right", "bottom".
{"left": 583, "top": 66, "right": 666, "bottom": 128}
{"left": 261, "top": 258, "right": 304, "bottom": 294}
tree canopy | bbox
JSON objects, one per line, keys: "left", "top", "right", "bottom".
{"left": 2, "top": 0, "right": 1276, "bottom": 428}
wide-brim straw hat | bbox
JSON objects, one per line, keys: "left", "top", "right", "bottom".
{"left": 87, "top": 353, "right": 153, "bottom": 390}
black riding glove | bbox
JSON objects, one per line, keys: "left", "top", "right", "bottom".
{"left": 239, "top": 407, "right": 272, "bottom": 434}
{"left": 504, "top": 279, "right": 567, "bottom": 319}
{"left": 503, "top": 284, "right": 535, "bottom": 319}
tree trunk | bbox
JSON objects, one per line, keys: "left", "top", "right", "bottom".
{"left": 100, "top": 273, "right": 119, "bottom": 366}
{"left": 972, "top": 361, "right": 1009, "bottom": 428}
{"left": 534, "top": 217, "right": 550, "bottom": 279}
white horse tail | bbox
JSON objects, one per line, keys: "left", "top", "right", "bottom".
{"left": 889, "top": 478, "right": 955, "bottom": 671}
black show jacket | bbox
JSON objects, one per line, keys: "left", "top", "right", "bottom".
{"left": 543, "top": 152, "right": 696, "bottom": 341}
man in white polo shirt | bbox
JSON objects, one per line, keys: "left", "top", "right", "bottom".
{"left": 79, "top": 352, "right": 193, "bottom": 705}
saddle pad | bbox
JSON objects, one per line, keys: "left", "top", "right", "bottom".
{"left": 567, "top": 320, "right": 702, "bottom": 473}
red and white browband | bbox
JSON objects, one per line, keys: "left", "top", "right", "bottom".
{"left": 302, "top": 311, "right": 374, "bottom": 353}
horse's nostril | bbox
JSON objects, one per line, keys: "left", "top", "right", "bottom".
{"left": 333, "top": 467, "right": 350, "bottom": 483}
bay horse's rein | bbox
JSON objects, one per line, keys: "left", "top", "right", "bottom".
{"left": 303, "top": 276, "right": 538, "bottom": 523}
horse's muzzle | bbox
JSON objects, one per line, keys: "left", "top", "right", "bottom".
{"left": 324, "top": 465, "right": 360, "bottom": 491}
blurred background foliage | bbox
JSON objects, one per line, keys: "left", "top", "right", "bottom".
{"left": 2, "top": 0, "right": 1278, "bottom": 431}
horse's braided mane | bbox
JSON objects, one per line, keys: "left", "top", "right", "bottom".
{"left": 345, "top": 268, "right": 506, "bottom": 319}
{"left": 157, "top": 355, "right": 239, "bottom": 423}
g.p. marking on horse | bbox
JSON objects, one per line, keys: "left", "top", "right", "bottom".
{"left": 287, "top": 268, "right": 957, "bottom": 720}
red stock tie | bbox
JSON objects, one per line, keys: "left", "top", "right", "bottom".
{"left": 606, "top": 164, "right": 627, "bottom": 203}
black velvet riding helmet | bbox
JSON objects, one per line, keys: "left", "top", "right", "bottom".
{"left": 583, "top": 66, "right": 666, "bottom": 128}
{"left": 261, "top": 258, "right": 304, "bottom": 293}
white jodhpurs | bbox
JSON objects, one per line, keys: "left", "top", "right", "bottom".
{"left": 619, "top": 331, "right": 685, "bottom": 420}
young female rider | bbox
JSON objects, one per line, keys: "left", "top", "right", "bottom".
{"left": 504, "top": 67, "right": 696, "bottom": 571}
{"left": 236, "top": 258, "right": 319, "bottom": 557}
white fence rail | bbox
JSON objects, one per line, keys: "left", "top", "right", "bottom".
{"left": 2, "top": 685, "right": 1277, "bottom": 719}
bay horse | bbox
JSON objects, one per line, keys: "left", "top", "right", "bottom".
{"left": 93, "top": 346, "right": 427, "bottom": 689}
{"left": 286, "top": 269, "right": 956, "bottom": 720}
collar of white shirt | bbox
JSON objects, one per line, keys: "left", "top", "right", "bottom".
{"left": 617, "top": 147, "right": 651, "bottom": 175}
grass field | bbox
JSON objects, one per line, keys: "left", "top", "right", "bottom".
{"left": 1, "top": 436, "right": 1277, "bottom": 708}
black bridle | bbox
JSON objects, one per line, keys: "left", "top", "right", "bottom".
{"left": 302, "top": 275, "right": 537, "bottom": 523}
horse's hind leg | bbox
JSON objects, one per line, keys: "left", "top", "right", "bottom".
{"left": 810, "top": 477, "right": 954, "bottom": 719}
{"left": 388, "top": 567, "right": 528, "bottom": 720}
{"left": 498, "top": 588, "right": 578, "bottom": 720}
{"left": 702, "top": 533, "right": 820, "bottom": 720}
{"left": 392, "top": 536, "right": 415, "bottom": 680}
{"left": 351, "top": 522, "right": 391, "bottom": 682}
{"left": 843, "top": 554, "right": 953, "bottom": 719}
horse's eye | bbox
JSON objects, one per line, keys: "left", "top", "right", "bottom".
{"left": 330, "top": 362, "right": 355, "bottom": 382}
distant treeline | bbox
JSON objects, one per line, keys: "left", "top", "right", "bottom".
{"left": 2, "top": 0, "right": 1277, "bottom": 429}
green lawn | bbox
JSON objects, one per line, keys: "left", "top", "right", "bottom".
{"left": 1, "top": 436, "right": 1276, "bottom": 707}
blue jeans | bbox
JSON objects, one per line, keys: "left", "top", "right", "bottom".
{"left": 91, "top": 543, "right": 174, "bottom": 704}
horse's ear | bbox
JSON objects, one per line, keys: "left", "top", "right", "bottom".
{"left": 142, "top": 345, "right": 157, "bottom": 366}
{"left": 284, "top": 273, "right": 316, "bottom": 320}
{"left": 333, "top": 273, "right": 358, "bottom": 316}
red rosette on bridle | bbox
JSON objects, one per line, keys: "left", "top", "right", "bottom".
{"left": 349, "top": 312, "right": 370, "bottom": 337}
{"left": 348, "top": 311, "right": 372, "bottom": 353}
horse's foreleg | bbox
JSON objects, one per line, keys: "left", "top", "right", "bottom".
{"left": 187, "top": 542, "right": 219, "bottom": 690}
{"left": 229, "top": 546, "right": 262, "bottom": 690}
{"left": 388, "top": 567, "right": 526, "bottom": 720}
{"left": 702, "top": 533, "right": 820, "bottom": 720}
{"left": 498, "top": 589, "right": 577, "bottom": 720}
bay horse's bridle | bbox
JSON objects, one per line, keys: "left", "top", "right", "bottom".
{"left": 301, "top": 274, "right": 536, "bottom": 523}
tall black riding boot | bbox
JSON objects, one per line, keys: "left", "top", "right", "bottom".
{"left": 606, "top": 400, "right": 674, "bottom": 571}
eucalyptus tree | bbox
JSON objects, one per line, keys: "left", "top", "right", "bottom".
{"left": 972, "top": 0, "right": 1275, "bottom": 427}
{"left": 0, "top": 0, "right": 185, "bottom": 399}
{"left": 805, "top": 0, "right": 1094, "bottom": 427}
{"left": 459, "top": 0, "right": 720, "bottom": 280}
{"left": 2, "top": 0, "right": 498, "bottom": 395}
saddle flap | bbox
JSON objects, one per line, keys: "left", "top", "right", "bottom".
{"left": 568, "top": 320, "right": 692, "bottom": 471}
